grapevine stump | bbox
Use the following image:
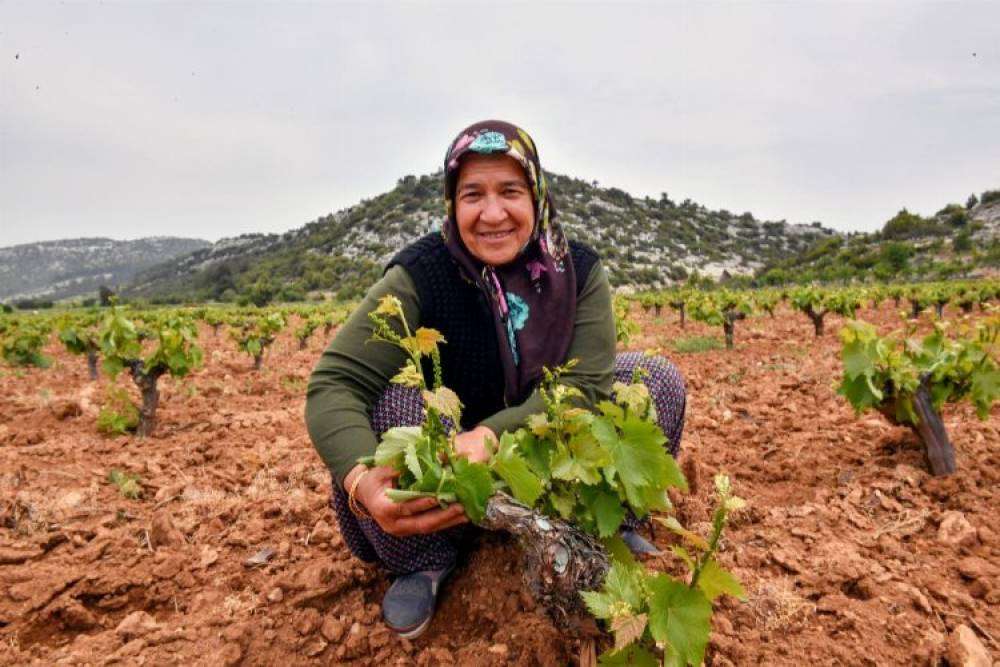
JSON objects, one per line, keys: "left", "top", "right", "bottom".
{"left": 128, "top": 361, "right": 164, "bottom": 437}
{"left": 480, "top": 492, "right": 610, "bottom": 628}
{"left": 911, "top": 381, "right": 956, "bottom": 476}
{"left": 86, "top": 350, "right": 99, "bottom": 381}
{"left": 722, "top": 310, "right": 745, "bottom": 350}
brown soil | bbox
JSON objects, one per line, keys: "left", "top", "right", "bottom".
{"left": 1, "top": 303, "right": 996, "bottom": 666}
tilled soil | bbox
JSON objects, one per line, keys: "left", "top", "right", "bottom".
{"left": 0, "top": 303, "right": 996, "bottom": 666}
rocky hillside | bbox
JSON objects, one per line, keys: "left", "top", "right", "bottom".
{"left": 0, "top": 237, "right": 211, "bottom": 302}
{"left": 758, "top": 190, "right": 1000, "bottom": 284}
{"left": 127, "top": 172, "right": 837, "bottom": 302}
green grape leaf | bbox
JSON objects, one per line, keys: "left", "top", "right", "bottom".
{"left": 422, "top": 387, "right": 462, "bottom": 422}
{"left": 515, "top": 430, "right": 552, "bottom": 480}
{"left": 841, "top": 337, "right": 875, "bottom": 380}
{"left": 404, "top": 443, "right": 423, "bottom": 480}
{"left": 696, "top": 558, "right": 746, "bottom": 601}
{"left": 551, "top": 431, "right": 609, "bottom": 485}
{"left": 491, "top": 432, "right": 543, "bottom": 507}
{"left": 601, "top": 535, "right": 638, "bottom": 568}
{"left": 596, "top": 400, "right": 625, "bottom": 422}
{"left": 612, "top": 381, "right": 651, "bottom": 416}
{"left": 670, "top": 545, "right": 695, "bottom": 572}
{"left": 580, "top": 590, "right": 615, "bottom": 620}
{"left": 102, "top": 356, "right": 125, "bottom": 379}
{"left": 451, "top": 458, "right": 493, "bottom": 524}
{"left": 373, "top": 426, "right": 422, "bottom": 468}
{"left": 527, "top": 413, "right": 551, "bottom": 437}
{"left": 579, "top": 484, "right": 626, "bottom": 538}
{"left": 391, "top": 361, "right": 424, "bottom": 388}
{"left": 548, "top": 489, "right": 577, "bottom": 519}
{"left": 656, "top": 516, "right": 709, "bottom": 550}
{"left": 604, "top": 561, "right": 645, "bottom": 612}
{"left": 647, "top": 574, "right": 712, "bottom": 667}
{"left": 594, "top": 414, "right": 687, "bottom": 513}
{"left": 970, "top": 368, "right": 999, "bottom": 419}
{"left": 838, "top": 374, "right": 883, "bottom": 413}
{"left": 598, "top": 644, "right": 659, "bottom": 667}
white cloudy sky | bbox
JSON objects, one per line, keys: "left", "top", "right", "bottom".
{"left": 2, "top": 2, "right": 998, "bottom": 247}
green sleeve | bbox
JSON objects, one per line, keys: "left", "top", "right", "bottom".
{"left": 479, "top": 261, "right": 616, "bottom": 436}
{"left": 304, "top": 265, "right": 421, "bottom": 488}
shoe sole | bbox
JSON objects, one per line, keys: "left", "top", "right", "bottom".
{"left": 395, "top": 615, "right": 433, "bottom": 640}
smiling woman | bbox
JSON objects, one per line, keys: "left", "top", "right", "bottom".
{"left": 305, "top": 119, "right": 687, "bottom": 639}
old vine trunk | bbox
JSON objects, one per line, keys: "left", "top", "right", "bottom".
{"left": 480, "top": 492, "right": 609, "bottom": 629}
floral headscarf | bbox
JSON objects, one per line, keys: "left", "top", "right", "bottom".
{"left": 442, "top": 120, "right": 577, "bottom": 405}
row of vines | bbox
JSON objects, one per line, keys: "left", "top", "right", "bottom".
{"left": 1, "top": 278, "right": 998, "bottom": 664}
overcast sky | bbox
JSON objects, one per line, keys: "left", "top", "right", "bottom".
{"left": 2, "top": 2, "right": 998, "bottom": 247}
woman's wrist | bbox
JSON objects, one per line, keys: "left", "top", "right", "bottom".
{"left": 343, "top": 463, "right": 369, "bottom": 493}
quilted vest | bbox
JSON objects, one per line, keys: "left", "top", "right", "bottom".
{"left": 386, "top": 233, "right": 599, "bottom": 429}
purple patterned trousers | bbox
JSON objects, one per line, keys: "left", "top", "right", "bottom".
{"left": 329, "top": 352, "right": 686, "bottom": 575}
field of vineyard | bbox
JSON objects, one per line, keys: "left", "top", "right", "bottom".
{"left": 1, "top": 282, "right": 997, "bottom": 665}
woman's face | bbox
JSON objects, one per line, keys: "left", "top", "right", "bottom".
{"left": 454, "top": 153, "right": 535, "bottom": 266}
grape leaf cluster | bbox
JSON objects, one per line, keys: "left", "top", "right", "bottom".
{"left": 839, "top": 316, "right": 999, "bottom": 424}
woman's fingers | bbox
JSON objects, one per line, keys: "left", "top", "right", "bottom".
{"left": 392, "top": 496, "right": 440, "bottom": 517}
{"left": 392, "top": 502, "right": 468, "bottom": 536}
{"left": 435, "top": 510, "right": 471, "bottom": 532}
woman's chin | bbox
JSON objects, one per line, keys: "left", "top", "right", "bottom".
{"left": 473, "top": 246, "right": 518, "bottom": 266}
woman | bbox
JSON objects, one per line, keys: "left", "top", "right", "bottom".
{"left": 305, "top": 120, "right": 686, "bottom": 639}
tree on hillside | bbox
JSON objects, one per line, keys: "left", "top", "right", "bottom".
{"left": 881, "top": 209, "right": 933, "bottom": 240}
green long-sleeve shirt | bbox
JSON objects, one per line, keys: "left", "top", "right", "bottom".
{"left": 305, "top": 261, "right": 616, "bottom": 487}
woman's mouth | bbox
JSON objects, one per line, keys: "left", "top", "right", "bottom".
{"left": 478, "top": 229, "right": 514, "bottom": 241}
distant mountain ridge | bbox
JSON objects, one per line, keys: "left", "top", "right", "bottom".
{"left": 759, "top": 194, "right": 1000, "bottom": 283}
{"left": 0, "top": 237, "right": 211, "bottom": 302}
{"left": 126, "top": 171, "right": 839, "bottom": 302}
{"left": 9, "top": 180, "right": 994, "bottom": 306}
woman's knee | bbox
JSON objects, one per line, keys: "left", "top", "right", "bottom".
{"left": 631, "top": 354, "right": 686, "bottom": 456}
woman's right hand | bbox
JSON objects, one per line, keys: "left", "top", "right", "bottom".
{"left": 346, "top": 464, "right": 468, "bottom": 537}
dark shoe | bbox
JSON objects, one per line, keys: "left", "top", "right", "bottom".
{"left": 620, "top": 529, "right": 660, "bottom": 555}
{"left": 382, "top": 567, "right": 452, "bottom": 639}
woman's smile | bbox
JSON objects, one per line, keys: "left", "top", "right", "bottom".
{"left": 478, "top": 228, "right": 515, "bottom": 241}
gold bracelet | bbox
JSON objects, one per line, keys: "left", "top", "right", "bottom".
{"left": 347, "top": 468, "right": 372, "bottom": 520}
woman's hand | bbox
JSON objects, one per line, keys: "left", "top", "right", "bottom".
{"left": 453, "top": 425, "right": 497, "bottom": 464}
{"left": 345, "top": 464, "right": 468, "bottom": 537}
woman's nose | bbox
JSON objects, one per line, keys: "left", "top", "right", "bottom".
{"left": 480, "top": 195, "right": 506, "bottom": 222}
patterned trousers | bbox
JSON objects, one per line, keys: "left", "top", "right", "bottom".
{"left": 329, "top": 352, "right": 686, "bottom": 575}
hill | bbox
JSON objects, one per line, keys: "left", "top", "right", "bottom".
{"left": 127, "top": 172, "right": 836, "bottom": 303}
{"left": 0, "top": 237, "right": 211, "bottom": 303}
{"left": 758, "top": 189, "right": 1000, "bottom": 284}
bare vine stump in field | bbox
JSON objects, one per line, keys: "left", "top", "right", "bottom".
{"left": 723, "top": 310, "right": 746, "bottom": 350}
{"left": 480, "top": 493, "right": 609, "bottom": 628}
{"left": 86, "top": 350, "right": 99, "bottom": 381}
{"left": 671, "top": 301, "right": 686, "bottom": 329}
{"left": 128, "top": 362, "right": 164, "bottom": 437}
{"left": 804, "top": 304, "right": 828, "bottom": 337}
{"left": 911, "top": 383, "right": 956, "bottom": 476}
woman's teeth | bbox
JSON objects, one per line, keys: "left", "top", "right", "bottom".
{"left": 481, "top": 230, "right": 512, "bottom": 239}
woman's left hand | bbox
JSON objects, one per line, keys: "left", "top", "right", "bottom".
{"left": 453, "top": 425, "right": 497, "bottom": 463}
